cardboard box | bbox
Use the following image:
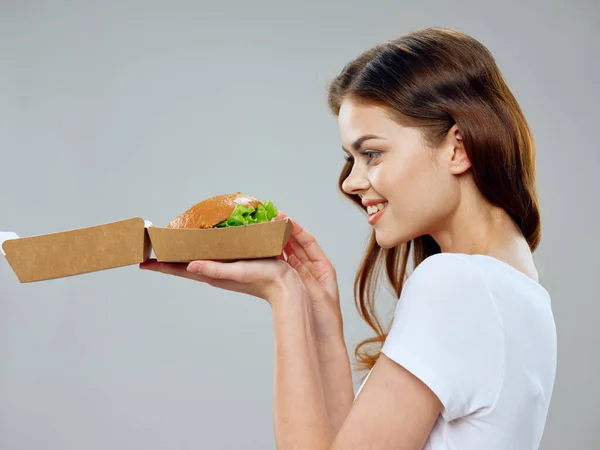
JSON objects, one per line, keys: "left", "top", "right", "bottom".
{"left": 1, "top": 217, "right": 293, "bottom": 283}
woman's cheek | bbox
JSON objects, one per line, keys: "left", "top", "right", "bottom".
{"left": 369, "top": 165, "right": 385, "bottom": 192}
{"left": 373, "top": 164, "right": 399, "bottom": 197}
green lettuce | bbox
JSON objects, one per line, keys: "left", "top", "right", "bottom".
{"left": 215, "top": 200, "right": 278, "bottom": 228}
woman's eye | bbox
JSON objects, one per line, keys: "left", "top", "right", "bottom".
{"left": 362, "top": 151, "right": 381, "bottom": 163}
{"left": 343, "top": 151, "right": 380, "bottom": 164}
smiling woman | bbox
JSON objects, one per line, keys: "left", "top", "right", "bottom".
{"left": 143, "top": 27, "right": 556, "bottom": 450}
{"left": 327, "top": 27, "right": 555, "bottom": 450}
{"left": 328, "top": 27, "right": 543, "bottom": 373}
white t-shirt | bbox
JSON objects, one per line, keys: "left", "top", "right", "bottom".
{"left": 354, "top": 253, "right": 557, "bottom": 450}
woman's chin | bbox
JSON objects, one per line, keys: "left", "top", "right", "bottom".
{"left": 374, "top": 230, "right": 401, "bottom": 249}
{"left": 374, "top": 227, "right": 415, "bottom": 249}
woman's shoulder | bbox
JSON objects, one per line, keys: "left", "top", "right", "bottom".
{"left": 408, "top": 253, "right": 488, "bottom": 289}
{"left": 404, "top": 252, "right": 551, "bottom": 311}
{"left": 413, "top": 252, "right": 478, "bottom": 271}
{"left": 410, "top": 252, "right": 539, "bottom": 287}
{"left": 399, "top": 253, "right": 492, "bottom": 312}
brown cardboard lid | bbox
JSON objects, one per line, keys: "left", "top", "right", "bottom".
{"left": 148, "top": 218, "right": 293, "bottom": 262}
{"left": 2, "top": 217, "right": 150, "bottom": 283}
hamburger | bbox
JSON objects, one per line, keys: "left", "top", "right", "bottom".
{"left": 166, "top": 192, "right": 279, "bottom": 229}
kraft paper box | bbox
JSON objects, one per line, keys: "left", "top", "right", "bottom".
{"left": 1, "top": 217, "right": 293, "bottom": 283}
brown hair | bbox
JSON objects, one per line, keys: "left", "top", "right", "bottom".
{"left": 327, "top": 27, "right": 541, "bottom": 375}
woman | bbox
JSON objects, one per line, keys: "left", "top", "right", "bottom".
{"left": 141, "top": 27, "right": 557, "bottom": 450}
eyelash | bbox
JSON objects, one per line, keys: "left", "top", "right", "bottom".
{"left": 344, "top": 151, "right": 381, "bottom": 165}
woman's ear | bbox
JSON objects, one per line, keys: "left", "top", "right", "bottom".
{"left": 448, "top": 124, "right": 471, "bottom": 175}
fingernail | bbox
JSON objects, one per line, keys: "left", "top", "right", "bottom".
{"left": 288, "top": 254, "right": 300, "bottom": 268}
{"left": 187, "top": 262, "right": 200, "bottom": 272}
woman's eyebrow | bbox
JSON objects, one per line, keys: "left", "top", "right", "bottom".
{"left": 342, "top": 134, "right": 386, "bottom": 153}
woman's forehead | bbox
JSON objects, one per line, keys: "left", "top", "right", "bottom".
{"left": 338, "top": 100, "right": 415, "bottom": 146}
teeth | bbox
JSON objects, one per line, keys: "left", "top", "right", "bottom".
{"left": 367, "top": 203, "right": 387, "bottom": 215}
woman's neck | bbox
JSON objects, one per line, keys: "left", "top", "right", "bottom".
{"left": 430, "top": 187, "right": 539, "bottom": 281}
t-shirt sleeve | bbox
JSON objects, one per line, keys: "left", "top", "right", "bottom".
{"left": 381, "top": 253, "right": 505, "bottom": 421}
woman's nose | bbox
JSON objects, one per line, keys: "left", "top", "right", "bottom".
{"left": 342, "top": 165, "right": 370, "bottom": 195}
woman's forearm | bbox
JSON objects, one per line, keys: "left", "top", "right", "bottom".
{"left": 270, "top": 276, "right": 333, "bottom": 450}
{"left": 315, "top": 332, "right": 355, "bottom": 436}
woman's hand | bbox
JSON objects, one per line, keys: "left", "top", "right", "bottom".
{"left": 277, "top": 213, "right": 343, "bottom": 342}
{"left": 140, "top": 212, "right": 343, "bottom": 338}
{"left": 139, "top": 251, "right": 299, "bottom": 305}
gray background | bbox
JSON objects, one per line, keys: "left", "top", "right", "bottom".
{"left": 0, "top": 1, "right": 598, "bottom": 449}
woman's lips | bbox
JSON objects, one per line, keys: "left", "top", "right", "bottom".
{"left": 367, "top": 203, "right": 387, "bottom": 225}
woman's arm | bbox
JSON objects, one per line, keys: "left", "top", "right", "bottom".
{"left": 269, "top": 270, "right": 442, "bottom": 450}
{"left": 313, "top": 326, "right": 354, "bottom": 436}
{"left": 289, "top": 291, "right": 353, "bottom": 437}
{"left": 140, "top": 215, "right": 441, "bottom": 448}
{"left": 141, "top": 254, "right": 442, "bottom": 449}
{"left": 270, "top": 274, "right": 333, "bottom": 449}
{"left": 282, "top": 218, "right": 355, "bottom": 435}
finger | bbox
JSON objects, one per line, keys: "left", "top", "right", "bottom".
{"left": 274, "top": 214, "right": 312, "bottom": 264}
{"left": 140, "top": 260, "right": 213, "bottom": 283}
{"left": 283, "top": 241, "right": 293, "bottom": 258}
{"left": 285, "top": 224, "right": 338, "bottom": 299}
{"left": 141, "top": 260, "right": 251, "bottom": 293}
{"left": 274, "top": 211, "right": 288, "bottom": 221}
{"left": 289, "top": 218, "right": 329, "bottom": 264}
{"left": 187, "top": 260, "right": 259, "bottom": 284}
{"left": 287, "top": 234, "right": 310, "bottom": 265}
{"left": 287, "top": 253, "right": 328, "bottom": 302}
{"left": 277, "top": 217, "right": 337, "bottom": 297}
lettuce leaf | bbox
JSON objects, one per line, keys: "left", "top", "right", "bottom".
{"left": 215, "top": 200, "right": 278, "bottom": 228}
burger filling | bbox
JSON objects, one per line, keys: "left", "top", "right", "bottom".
{"left": 215, "top": 200, "right": 278, "bottom": 228}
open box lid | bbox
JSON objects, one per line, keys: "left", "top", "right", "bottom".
{"left": 0, "top": 232, "right": 19, "bottom": 255}
{"left": 1, "top": 218, "right": 151, "bottom": 283}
